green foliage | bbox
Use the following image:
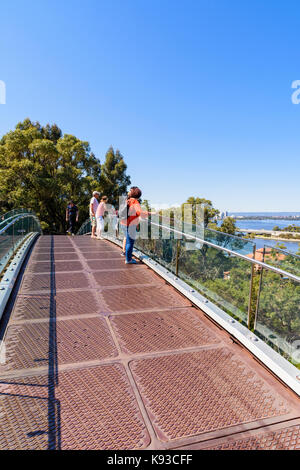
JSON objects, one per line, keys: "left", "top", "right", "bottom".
{"left": 180, "top": 244, "right": 299, "bottom": 361}
{"left": 277, "top": 232, "right": 300, "bottom": 240}
{"left": 258, "top": 273, "right": 300, "bottom": 335}
{"left": 280, "top": 224, "right": 300, "bottom": 233}
{"left": 257, "top": 272, "right": 300, "bottom": 366}
{"left": 141, "top": 199, "right": 151, "bottom": 211}
{"left": 208, "top": 217, "right": 237, "bottom": 235}
{"left": 272, "top": 224, "right": 300, "bottom": 240}
{"left": 274, "top": 242, "right": 287, "bottom": 250}
{"left": 218, "top": 216, "right": 236, "bottom": 235}
{"left": 244, "top": 232, "right": 256, "bottom": 239}
{"left": 265, "top": 250, "right": 300, "bottom": 278}
{"left": 207, "top": 222, "right": 218, "bottom": 230}
{"left": 182, "top": 197, "right": 220, "bottom": 226}
{"left": 0, "top": 120, "right": 131, "bottom": 232}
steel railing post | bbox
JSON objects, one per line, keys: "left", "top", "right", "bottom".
{"left": 12, "top": 217, "right": 15, "bottom": 255}
{"left": 254, "top": 246, "right": 265, "bottom": 331}
{"left": 247, "top": 264, "right": 255, "bottom": 330}
{"left": 247, "top": 244, "right": 256, "bottom": 330}
{"left": 175, "top": 240, "right": 180, "bottom": 276}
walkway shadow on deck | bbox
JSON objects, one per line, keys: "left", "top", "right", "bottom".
{"left": 47, "top": 235, "right": 61, "bottom": 450}
{"left": 0, "top": 235, "right": 61, "bottom": 449}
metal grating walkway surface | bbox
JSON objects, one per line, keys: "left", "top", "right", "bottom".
{"left": 0, "top": 235, "right": 299, "bottom": 450}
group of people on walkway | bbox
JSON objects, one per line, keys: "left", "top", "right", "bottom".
{"left": 66, "top": 194, "right": 117, "bottom": 239}
{"left": 66, "top": 186, "right": 154, "bottom": 264}
{"left": 89, "top": 186, "right": 155, "bottom": 264}
{"left": 89, "top": 192, "right": 112, "bottom": 239}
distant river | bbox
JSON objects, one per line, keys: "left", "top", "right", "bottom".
{"left": 234, "top": 219, "right": 300, "bottom": 231}
{"left": 250, "top": 238, "right": 299, "bottom": 254}
{"left": 226, "top": 213, "right": 300, "bottom": 255}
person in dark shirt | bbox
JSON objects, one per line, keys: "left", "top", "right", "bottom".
{"left": 66, "top": 201, "right": 79, "bottom": 235}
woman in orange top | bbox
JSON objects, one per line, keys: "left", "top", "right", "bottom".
{"left": 120, "top": 187, "right": 152, "bottom": 264}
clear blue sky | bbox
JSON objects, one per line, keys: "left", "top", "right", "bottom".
{"left": 0, "top": 0, "right": 300, "bottom": 212}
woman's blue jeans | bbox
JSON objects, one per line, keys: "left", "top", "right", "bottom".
{"left": 125, "top": 227, "right": 136, "bottom": 262}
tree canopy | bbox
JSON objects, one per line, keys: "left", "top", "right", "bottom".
{"left": 0, "top": 119, "right": 131, "bottom": 232}
{"left": 182, "top": 196, "right": 220, "bottom": 226}
{"left": 218, "top": 216, "right": 237, "bottom": 235}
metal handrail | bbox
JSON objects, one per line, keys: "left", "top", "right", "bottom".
{"left": 162, "top": 214, "right": 257, "bottom": 246}
{"left": 77, "top": 216, "right": 299, "bottom": 282}
{"left": 0, "top": 214, "right": 40, "bottom": 235}
{"left": 149, "top": 220, "right": 300, "bottom": 283}
{"left": 77, "top": 218, "right": 91, "bottom": 235}
{"left": 263, "top": 243, "right": 300, "bottom": 260}
{"left": 77, "top": 215, "right": 299, "bottom": 352}
{"left": 0, "top": 213, "right": 26, "bottom": 228}
{"left": 0, "top": 212, "right": 42, "bottom": 277}
{"left": 0, "top": 208, "right": 33, "bottom": 221}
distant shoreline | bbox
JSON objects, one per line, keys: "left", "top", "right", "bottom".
{"left": 244, "top": 235, "right": 300, "bottom": 243}
{"left": 232, "top": 216, "right": 300, "bottom": 221}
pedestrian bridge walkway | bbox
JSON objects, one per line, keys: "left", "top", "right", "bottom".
{"left": 0, "top": 235, "right": 300, "bottom": 450}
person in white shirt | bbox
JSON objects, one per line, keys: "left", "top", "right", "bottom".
{"left": 96, "top": 195, "right": 108, "bottom": 239}
{"left": 90, "top": 191, "right": 100, "bottom": 238}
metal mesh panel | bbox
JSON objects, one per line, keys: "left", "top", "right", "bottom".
{"left": 1, "top": 235, "right": 299, "bottom": 450}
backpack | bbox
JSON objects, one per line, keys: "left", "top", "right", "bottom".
{"left": 119, "top": 200, "right": 129, "bottom": 220}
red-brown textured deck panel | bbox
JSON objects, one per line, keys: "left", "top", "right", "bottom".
{"left": 0, "top": 235, "right": 299, "bottom": 450}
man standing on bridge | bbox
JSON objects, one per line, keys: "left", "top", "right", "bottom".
{"left": 66, "top": 201, "right": 79, "bottom": 236}
{"left": 89, "top": 191, "right": 100, "bottom": 239}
